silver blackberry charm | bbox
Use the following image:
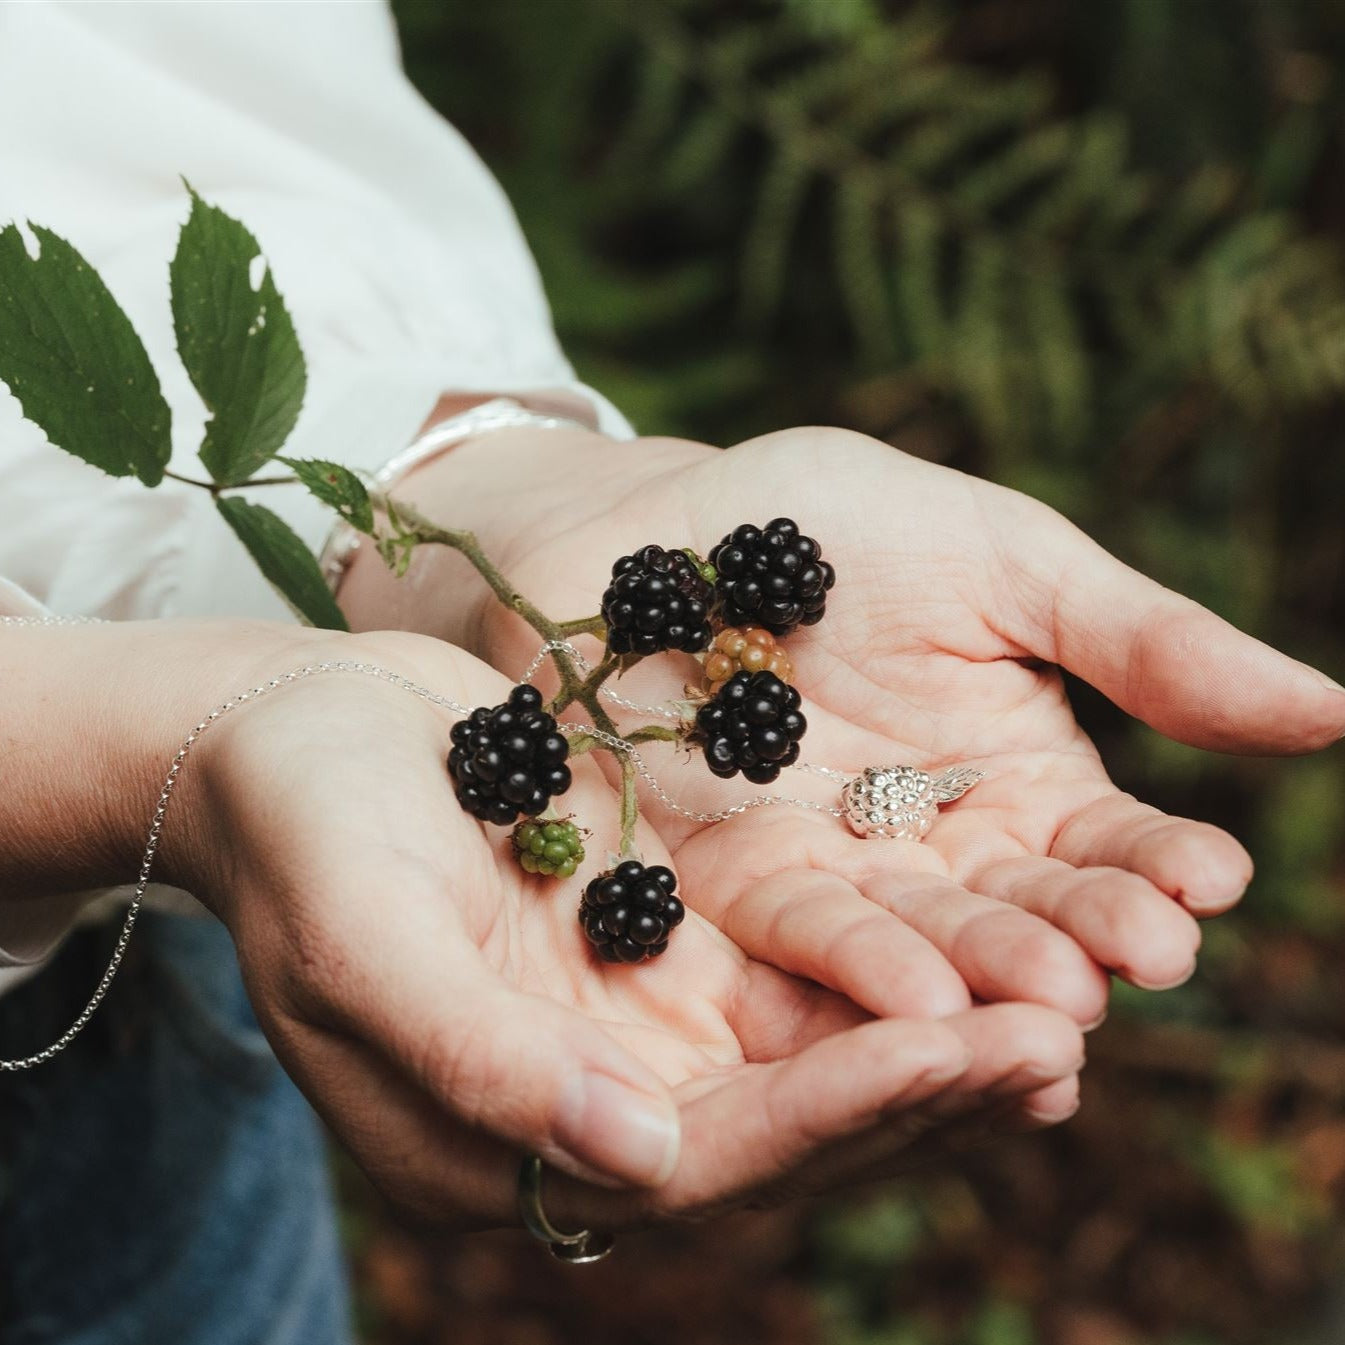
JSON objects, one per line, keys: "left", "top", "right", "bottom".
{"left": 841, "top": 765, "right": 985, "bottom": 840}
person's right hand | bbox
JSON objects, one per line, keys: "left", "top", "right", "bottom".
{"left": 157, "top": 624, "right": 1083, "bottom": 1231}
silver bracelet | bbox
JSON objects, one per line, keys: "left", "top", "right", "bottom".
{"left": 318, "top": 397, "right": 593, "bottom": 594}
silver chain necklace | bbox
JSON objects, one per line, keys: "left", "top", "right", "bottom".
{"left": 0, "top": 618, "right": 979, "bottom": 1070}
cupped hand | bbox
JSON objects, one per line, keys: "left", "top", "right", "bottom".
{"left": 352, "top": 424, "right": 1345, "bottom": 1031}
{"left": 169, "top": 627, "right": 1083, "bottom": 1230}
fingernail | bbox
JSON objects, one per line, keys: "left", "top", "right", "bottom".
{"left": 1316, "top": 671, "right": 1345, "bottom": 695}
{"left": 1024, "top": 1095, "right": 1082, "bottom": 1127}
{"left": 555, "top": 1071, "right": 681, "bottom": 1188}
{"left": 1130, "top": 960, "right": 1196, "bottom": 992}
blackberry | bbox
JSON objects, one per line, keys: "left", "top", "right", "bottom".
{"left": 709, "top": 517, "right": 835, "bottom": 636}
{"left": 512, "top": 818, "right": 585, "bottom": 879}
{"left": 703, "top": 625, "right": 794, "bottom": 695}
{"left": 449, "top": 685, "right": 572, "bottom": 826}
{"left": 601, "top": 544, "right": 714, "bottom": 657}
{"left": 579, "top": 860, "right": 685, "bottom": 963}
{"left": 690, "top": 670, "right": 806, "bottom": 785}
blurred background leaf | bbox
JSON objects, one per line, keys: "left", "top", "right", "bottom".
{"left": 346, "top": 2, "right": 1345, "bottom": 1341}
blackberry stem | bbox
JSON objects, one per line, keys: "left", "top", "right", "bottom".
{"left": 618, "top": 753, "right": 641, "bottom": 860}
{"left": 370, "top": 489, "right": 652, "bottom": 843}
{"left": 627, "top": 725, "right": 682, "bottom": 745}
{"left": 370, "top": 491, "right": 602, "bottom": 709}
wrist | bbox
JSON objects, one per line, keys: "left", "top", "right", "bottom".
{"left": 337, "top": 423, "right": 612, "bottom": 649}
{"left": 338, "top": 425, "right": 717, "bottom": 658}
{"left": 0, "top": 618, "right": 337, "bottom": 904}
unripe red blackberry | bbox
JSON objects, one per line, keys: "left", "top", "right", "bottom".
{"left": 703, "top": 625, "right": 794, "bottom": 695}
{"left": 601, "top": 544, "right": 714, "bottom": 657}
{"left": 579, "top": 860, "right": 685, "bottom": 963}
{"left": 449, "top": 685, "right": 572, "bottom": 826}
{"left": 709, "top": 517, "right": 835, "bottom": 635}
{"left": 690, "top": 669, "right": 806, "bottom": 784}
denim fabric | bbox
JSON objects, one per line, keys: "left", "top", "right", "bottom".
{"left": 0, "top": 913, "right": 354, "bottom": 1345}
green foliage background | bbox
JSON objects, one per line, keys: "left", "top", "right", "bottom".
{"left": 342, "top": 2, "right": 1345, "bottom": 1343}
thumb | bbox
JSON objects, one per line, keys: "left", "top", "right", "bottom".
{"left": 360, "top": 946, "right": 683, "bottom": 1190}
{"left": 992, "top": 490, "right": 1345, "bottom": 753}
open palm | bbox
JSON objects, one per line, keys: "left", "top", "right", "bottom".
{"left": 383, "top": 423, "right": 1345, "bottom": 1031}
{"left": 185, "top": 629, "right": 1082, "bottom": 1232}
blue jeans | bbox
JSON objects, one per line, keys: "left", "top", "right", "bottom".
{"left": 0, "top": 913, "right": 354, "bottom": 1345}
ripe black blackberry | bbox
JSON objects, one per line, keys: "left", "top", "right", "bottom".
{"left": 601, "top": 544, "right": 714, "bottom": 657}
{"left": 449, "top": 685, "right": 572, "bottom": 826}
{"left": 579, "top": 860, "right": 685, "bottom": 963}
{"left": 708, "top": 517, "right": 835, "bottom": 635}
{"left": 690, "top": 670, "right": 806, "bottom": 785}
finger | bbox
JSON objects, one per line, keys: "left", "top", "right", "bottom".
{"left": 991, "top": 490, "right": 1345, "bottom": 753}
{"left": 1050, "top": 793, "right": 1253, "bottom": 915}
{"left": 268, "top": 1020, "right": 519, "bottom": 1230}
{"left": 554, "top": 1016, "right": 976, "bottom": 1228}
{"left": 861, "top": 870, "right": 1111, "bottom": 1026}
{"left": 745, "top": 1003, "right": 1084, "bottom": 1199}
{"left": 720, "top": 869, "right": 972, "bottom": 1020}
{"left": 833, "top": 1074, "right": 1084, "bottom": 1191}
{"left": 289, "top": 876, "right": 684, "bottom": 1191}
{"left": 729, "top": 963, "right": 873, "bottom": 1063}
{"left": 969, "top": 854, "right": 1202, "bottom": 989}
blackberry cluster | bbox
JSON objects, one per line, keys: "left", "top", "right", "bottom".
{"left": 709, "top": 517, "right": 835, "bottom": 635}
{"left": 579, "top": 860, "right": 685, "bottom": 963}
{"left": 512, "top": 818, "right": 585, "bottom": 879}
{"left": 601, "top": 544, "right": 714, "bottom": 657}
{"left": 449, "top": 685, "right": 571, "bottom": 826}
{"left": 692, "top": 670, "right": 806, "bottom": 784}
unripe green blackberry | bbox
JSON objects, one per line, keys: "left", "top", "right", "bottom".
{"left": 579, "top": 861, "right": 685, "bottom": 963}
{"left": 512, "top": 818, "right": 585, "bottom": 879}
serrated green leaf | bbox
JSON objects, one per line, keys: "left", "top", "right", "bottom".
{"left": 277, "top": 456, "right": 375, "bottom": 534}
{"left": 172, "top": 187, "right": 306, "bottom": 484}
{"left": 216, "top": 496, "right": 347, "bottom": 630}
{"left": 0, "top": 223, "right": 172, "bottom": 485}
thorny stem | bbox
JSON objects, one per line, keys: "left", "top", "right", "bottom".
{"left": 626, "top": 725, "right": 682, "bottom": 745}
{"left": 369, "top": 489, "right": 690, "bottom": 856}
{"left": 618, "top": 753, "right": 641, "bottom": 860}
{"left": 164, "top": 469, "right": 299, "bottom": 494}
{"left": 369, "top": 490, "right": 602, "bottom": 712}
{"left": 183, "top": 465, "right": 689, "bottom": 851}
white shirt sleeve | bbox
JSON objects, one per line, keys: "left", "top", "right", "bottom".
{"left": 0, "top": 0, "right": 631, "bottom": 622}
{"left": 0, "top": 0, "right": 633, "bottom": 983}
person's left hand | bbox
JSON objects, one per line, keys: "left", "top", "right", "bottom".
{"left": 338, "top": 421, "right": 1345, "bottom": 1030}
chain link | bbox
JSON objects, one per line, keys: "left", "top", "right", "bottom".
{"left": 0, "top": 622, "right": 852, "bottom": 1070}
{"left": 563, "top": 721, "right": 847, "bottom": 824}
{"left": 520, "top": 639, "right": 686, "bottom": 720}
{"left": 1, "top": 615, "right": 896, "bottom": 1068}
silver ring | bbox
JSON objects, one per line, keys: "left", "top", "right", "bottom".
{"left": 841, "top": 765, "right": 985, "bottom": 840}
{"left": 517, "top": 1155, "right": 615, "bottom": 1264}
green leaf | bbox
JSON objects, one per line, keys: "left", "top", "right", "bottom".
{"left": 216, "top": 496, "right": 348, "bottom": 630}
{"left": 171, "top": 185, "right": 306, "bottom": 484}
{"left": 0, "top": 222, "right": 172, "bottom": 485}
{"left": 277, "top": 457, "right": 375, "bottom": 534}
